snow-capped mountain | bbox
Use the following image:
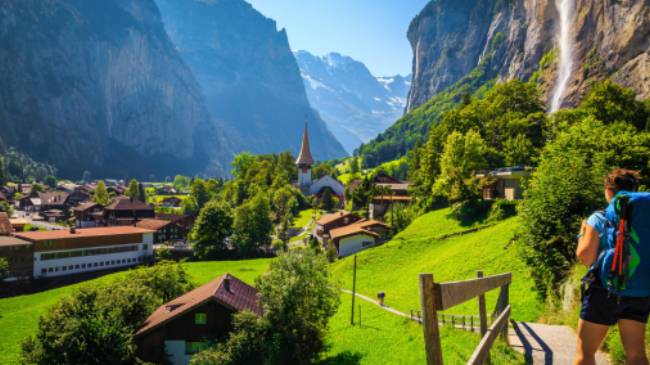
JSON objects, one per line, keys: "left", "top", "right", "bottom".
{"left": 295, "top": 51, "right": 411, "bottom": 153}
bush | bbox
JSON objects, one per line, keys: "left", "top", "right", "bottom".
{"left": 487, "top": 199, "right": 518, "bottom": 222}
{"left": 193, "top": 250, "right": 340, "bottom": 365}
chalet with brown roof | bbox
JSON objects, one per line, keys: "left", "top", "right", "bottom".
{"left": 73, "top": 201, "right": 104, "bottom": 227}
{"left": 329, "top": 219, "right": 390, "bottom": 257}
{"left": 135, "top": 273, "right": 262, "bottom": 365}
{"left": 370, "top": 178, "right": 412, "bottom": 219}
{"left": 136, "top": 218, "right": 188, "bottom": 244}
{"left": 0, "top": 236, "right": 32, "bottom": 280}
{"left": 312, "top": 211, "right": 362, "bottom": 245}
{"left": 39, "top": 191, "right": 71, "bottom": 215}
{"left": 104, "top": 196, "right": 155, "bottom": 226}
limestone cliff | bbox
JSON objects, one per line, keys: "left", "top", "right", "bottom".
{"left": 155, "top": 0, "right": 347, "bottom": 161}
{"left": 406, "top": 0, "right": 650, "bottom": 112}
{"left": 0, "top": 0, "right": 232, "bottom": 179}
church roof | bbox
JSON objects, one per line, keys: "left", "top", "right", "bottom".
{"left": 296, "top": 124, "right": 314, "bottom": 166}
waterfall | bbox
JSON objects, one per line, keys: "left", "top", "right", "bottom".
{"left": 549, "top": 0, "right": 575, "bottom": 113}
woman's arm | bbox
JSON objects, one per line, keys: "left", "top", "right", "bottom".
{"left": 576, "top": 220, "right": 600, "bottom": 266}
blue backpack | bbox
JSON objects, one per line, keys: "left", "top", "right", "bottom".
{"left": 593, "top": 192, "right": 650, "bottom": 297}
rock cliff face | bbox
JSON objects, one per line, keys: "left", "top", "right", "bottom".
{"left": 155, "top": 0, "right": 347, "bottom": 161}
{"left": 406, "top": 0, "right": 650, "bottom": 112}
{"left": 0, "top": 0, "right": 231, "bottom": 179}
{"left": 295, "top": 51, "right": 410, "bottom": 153}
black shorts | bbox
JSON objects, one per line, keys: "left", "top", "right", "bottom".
{"left": 580, "top": 284, "right": 650, "bottom": 325}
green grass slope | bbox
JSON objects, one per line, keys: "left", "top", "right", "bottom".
{"left": 331, "top": 211, "right": 542, "bottom": 322}
{"left": 0, "top": 259, "right": 271, "bottom": 365}
{"left": 323, "top": 293, "right": 524, "bottom": 365}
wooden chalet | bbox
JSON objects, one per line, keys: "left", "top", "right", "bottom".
{"left": 135, "top": 274, "right": 262, "bottom": 365}
{"left": 136, "top": 218, "right": 188, "bottom": 244}
{"left": 103, "top": 196, "right": 155, "bottom": 226}
{"left": 73, "top": 202, "right": 104, "bottom": 227}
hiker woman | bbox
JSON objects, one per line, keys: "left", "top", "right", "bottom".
{"left": 574, "top": 169, "right": 649, "bottom": 365}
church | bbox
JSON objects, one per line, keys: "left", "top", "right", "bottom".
{"left": 295, "top": 126, "right": 345, "bottom": 202}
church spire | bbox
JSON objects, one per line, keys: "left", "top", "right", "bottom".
{"left": 296, "top": 124, "right": 314, "bottom": 167}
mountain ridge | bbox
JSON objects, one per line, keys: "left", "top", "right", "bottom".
{"left": 295, "top": 50, "right": 410, "bottom": 154}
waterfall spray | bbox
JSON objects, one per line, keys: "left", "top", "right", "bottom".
{"left": 549, "top": 0, "right": 575, "bottom": 113}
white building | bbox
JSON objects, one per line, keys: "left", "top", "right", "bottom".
{"left": 15, "top": 226, "right": 154, "bottom": 279}
{"left": 295, "top": 125, "right": 345, "bottom": 200}
{"left": 328, "top": 219, "right": 390, "bottom": 257}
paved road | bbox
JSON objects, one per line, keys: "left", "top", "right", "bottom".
{"left": 509, "top": 322, "right": 610, "bottom": 365}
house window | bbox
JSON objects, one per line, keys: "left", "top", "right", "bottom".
{"left": 142, "top": 244, "right": 148, "bottom": 251}
{"left": 185, "top": 341, "right": 207, "bottom": 355}
{"left": 195, "top": 312, "right": 207, "bottom": 325}
{"left": 41, "top": 268, "right": 46, "bottom": 274}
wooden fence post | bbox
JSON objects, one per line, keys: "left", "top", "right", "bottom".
{"left": 477, "top": 271, "right": 489, "bottom": 364}
{"left": 420, "top": 273, "right": 443, "bottom": 365}
{"left": 496, "top": 283, "right": 510, "bottom": 343}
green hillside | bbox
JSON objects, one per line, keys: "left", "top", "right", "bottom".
{"left": 331, "top": 210, "right": 543, "bottom": 322}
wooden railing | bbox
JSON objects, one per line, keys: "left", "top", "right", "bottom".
{"left": 410, "top": 310, "right": 483, "bottom": 332}
{"left": 419, "top": 271, "right": 511, "bottom": 365}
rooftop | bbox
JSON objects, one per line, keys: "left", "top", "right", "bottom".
{"left": 295, "top": 124, "right": 314, "bottom": 166}
{"left": 316, "top": 211, "right": 355, "bottom": 226}
{"left": 329, "top": 219, "right": 389, "bottom": 240}
{"left": 136, "top": 219, "right": 172, "bottom": 230}
{"left": 105, "top": 196, "right": 153, "bottom": 211}
{"left": 135, "top": 273, "right": 262, "bottom": 337}
{"left": 0, "top": 236, "right": 31, "bottom": 247}
{"left": 73, "top": 201, "right": 102, "bottom": 212}
{"left": 15, "top": 226, "right": 154, "bottom": 241}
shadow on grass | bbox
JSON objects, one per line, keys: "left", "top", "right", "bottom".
{"left": 318, "top": 351, "right": 363, "bottom": 365}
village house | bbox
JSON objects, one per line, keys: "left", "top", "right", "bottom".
{"left": 295, "top": 125, "right": 345, "bottom": 203}
{"left": 477, "top": 166, "right": 530, "bottom": 201}
{"left": 161, "top": 196, "right": 183, "bottom": 208}
{"left": 156, "top": 213, "right": 195, "bottom": 232}
{"left": 13, "top": 226, "right": 155, "bottom": 279}
{"left": 312, "top": 211, "right": 362, "bottom": 245}
{"left": 73, "top": 202, "right": 104, "bottom": 227}
{"left": 135, "top": 273, "right": 262, "bottom": 365}
{"left": 329, "top": 219, "right": 390, "bottom": 257}
{"left": 19, "top": 195, "right": 41, "bottom": 213}
{"left": 0, "top": 213, "right": 32, "bottom": 281}
{"left": 136, "top": 218, "right": 188, "bottom": 244}
{"left": 369, "top": 178, "right": 412, "bottom": 219}
{"left": 39, "top": 191, "right": 71, "bottom": 216}
{"left": 103, "top": 196, "right": 155, "bottom": 226}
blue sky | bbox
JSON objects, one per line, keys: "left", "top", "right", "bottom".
{"left": 245, "top": 0, "right": 430, "bottom": 77}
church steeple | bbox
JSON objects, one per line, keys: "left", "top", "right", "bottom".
{"left": 296, "top": 124, "right": 314, "bottom": 167}
{"left": 296, "top": 124, "right": 313, "bottom": 191}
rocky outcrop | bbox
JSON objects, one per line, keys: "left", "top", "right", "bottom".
{"left": 406, "top": 0, "right": 650, "bottom": 112}
{"left": 155, "top": 0, "right": 347, "bottom": 161}
{"left": 295, "top": 51, "right": 410, "bottom": 153}
{"left": 0, "top": 0, "right": 232, "bottom": 179}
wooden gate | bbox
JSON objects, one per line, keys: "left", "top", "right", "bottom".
{"left": 419, "top": 271, "right": 511, "bottom": 365}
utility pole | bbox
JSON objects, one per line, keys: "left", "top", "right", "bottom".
{"left": 351, "top": 255, "right": 357, "bottom": 325}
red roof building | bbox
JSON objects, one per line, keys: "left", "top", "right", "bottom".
{"left": 135, "top": 274, "right": 262, "bottom": 364}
